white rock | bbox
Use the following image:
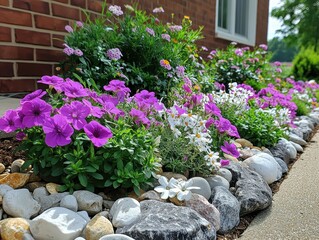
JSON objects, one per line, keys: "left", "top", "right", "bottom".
{"left": 290, "top": 141, "right": 304, "bottom": 152}
{"left": 73, "top": 190, "right": 103, "bottom": 215}
{"left": 243, "top": 153, "right": 282, "bottom": 184}
{"left": 289, "top": 133, "right": 307, "bottom": 146}
{"left": 110, "top": 197, "right": 141, "bottom": 228}
{"left": 74, "top": 238, "right": 86, "bottom": 240}
{"left": 77, "top": 210, "right": 91, "bottom": 222}
{"left": 99, "top": 234, "right": 135, "bottom": 240}
{"left": 3, "top": 189, "right": 40, "bottom": 219}
{"left": 0, "top": 184, "right": 13, "bottom": 196}
{"left": 189, "top": 177, "right": 212, "bottom": 200}
{"left": 60, "top": 195, "right": 78, "bottom": 212}
{"left": 205, "top": 175, "right": 230, "bottom": 190}
{"left": 30, "top": 207, "right": 88, "bottom": 240}
{"left": 217, "top": 168, "right": 232, "bottom": 183}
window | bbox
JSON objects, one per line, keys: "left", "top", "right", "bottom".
{"left": 216, "top": 0, "right": 258, "bottom": 46}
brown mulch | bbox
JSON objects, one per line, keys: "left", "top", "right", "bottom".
{"left": 0, "top": 127, "right": 318, "bottom": 240}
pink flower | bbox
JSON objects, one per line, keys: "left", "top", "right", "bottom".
{"left": 146, "top": 27, "right": 155, "bottom": 37}
{"left": 76, "top": 21, "right": 84, "bottom": 28}
{"left": 161, "top": 33, "right": 171, "bottom": 42}
{"left": 160, "top": 59, "right": 172, "bottom": 70}
{"left": 259, "top": 44, "right": 268, "bottom": 51}
{"left": 65, "top": 25, "right": 73, "bottom": 33}
{"left": 234, "top": 48, "right": 243, "bottom": 56}
{"left": 74, "top": 49, "right": 83, "bottom": 56}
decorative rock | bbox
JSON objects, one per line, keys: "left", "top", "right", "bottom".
{"left": 25, "top": 182, "right": 46, "bottom": 192}
{"left": 74, "top": 238, "right": 86, "bottom": 240}
{"left": 274, "top": 157, "right": 289, "bottom": 174}
{"left": 298, "top": 118, "right": 315, "bottom": 129}
{"left": 225, "top": 162, "right": 272, "bottom": 216}
{"left": 60, "top": 194, "right": 78, "bottom": 212}
{"left": 103, "top": 200, "right": 115, "bottom": 209}
{"left": 235, "top": 138, "right": 253, "bottom": 148}
{"left": 270, "top": 138, "right": 297, "bottom": 163}
{"left": 289, "top": 133, "right": 307, "bottom": 146}
{"left": 37, "top": 192, "right": 70, "bottom": 213}
{"left": 95, "top": 211, "right": 110, "bottom": 220}
{"left": 0, "top": 184, "right": 13, "bottom": 196}
{"left": 138, "top": 190, "right": 165, "bottom": 202}
{"left": 185, "top": 193, "right": 220, "bottom": 231}
{"left": 33, "top": 187, "right": 49, "bottom": 201}
{"left": 0, "top": 163, "right": 5, "bottom": 174}
{"left": 23, "top": 232, "right": 35, "bottom": 240}
{"left": 27, "top": 174, "right": 42, "bottom": 183}
{"left": 0, "top": 208, "right": 3, "bottom": 220}
{"left": 223, "top": 153, "right": 238, "bottom": 162}
{"left": 77, "top": 211, "right": 91, "bottom": 222}
{"left": 261, "top": 147, "right": 273, "bottom": 156}
{"left": 0, "top": 173, "right": 31, "bottom": 188}
{"left": 30, "top": 207, "right": 88, "bottom": 240}
{"left": 280, "top": 138, "right": 297, "bottom": 160}
{"left": 239, "top": 148, "right": 255, "bottom": 160}
{"left": 110, "top": 197, "right": 141, "bottom": 228}
{"left": 73, "top": 190, "right": 103, "bottom": 215}
{"left": 217, "top": 168, "right": 232, "bottom": 183}
{"left": 116, "top": 200, "right": 216, "bottom": 240}
{"left": 11, "top": 159, "right": 26, "bottom": 173}
{"left": 211, "top": 186, "right": 240, "bottom": 233}
{"left": 160, "top": 172, "right": 187, "bottom": 181}
{"left": 46, "top": 182, "right": 61, "bottom": 194}
{"left": 233, "top": 142, "right": 242, "bottom": 148}
{"left": 84, "top": 215, "right": 114, "bottom": 240}
{"left": 296, "top": 124, "right": 312, "bottom": 140}
{"left": 3, "top": 189, "right": 40, "bottom": 219}
{"left": 290, "top": 128, "right": 304, "bottom": 139}
{"left": 0, "top": 217, "right": 30, "bottom": 240}
{"left": 243, "top": 153, "right": 282, "bottom": 184}
{"left": 189, "top": 177, "right": 212, "bottom": 200}
{"left": 290, "top": 141, "right": 303, "bottom": 153}
{"left": 99, "top": 234, "right": 135, "bottom": 240}
{"left": 205, "top": 175, "right": 230, "bottom": 190}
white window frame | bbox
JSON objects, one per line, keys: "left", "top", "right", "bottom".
{"left": 215, "top": 0, "right": 258, "bottom": 46}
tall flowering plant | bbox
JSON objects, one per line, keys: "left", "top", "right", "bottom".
{"left": 0, "top": 76, "right": 162, "bottom": 193}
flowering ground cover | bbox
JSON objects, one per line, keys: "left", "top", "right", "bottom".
{"left": 0, "top": 3, "right": 319, "bottom": 239}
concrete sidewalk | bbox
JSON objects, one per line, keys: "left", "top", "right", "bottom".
{"left": 0, "top": 97, "right": 20, "bottom": 116}
{"left": 240, "top": 132, "right": 319, "bottom": 239}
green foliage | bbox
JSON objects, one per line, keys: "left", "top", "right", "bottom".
{"left": 293, "top": 97, "right": 311, "bottom": 116}
{"left": 224, "top": 108, "right": 285, "bottom": 147}
{"left": 292, "top": 47, "right": 319, "bottom": 80}
{"left": 271, "top": 0, "right": 319, "bottom": 50}
{"left": 60, "top": 4, "right": 203, "bottom": 100}
{"left": 268, "top": 37, "right": 298, "bottom": 62}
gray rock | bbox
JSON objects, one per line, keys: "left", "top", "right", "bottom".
{"left": 37, "top": 192, "right": 69, "bottom": 213}
{"left": 270, "top": 138, "right": 297, "bottom": 164}
{"left": 300, "top": 116, "right": 316, "bottom": 128}
{"left": 289, "top": 133, "right": 307, "bottom": 146}
{"left": 103, "top": 200, "right": 115, "bottom": 209}
{"left": 30, "top": 207, "right": 88, "bottom": 240}
{"left": 60, "top": 195, "right": 78, "bottom": 212}
{"left": 3, "top": 189, "right": 40, "bottom": 219}
{"left": 211, "top": 186, "right": 240, "bottom": 233}
{"left": 290, "top": 128, "right": 304, "bottom": 139}
{"left": 0, "top": 184, "right": 13, "bottom": 196}
{"left": 290, "top": 141, "right": 304, "bottom": 152}
{"left": 243, "top": 153, "right": 282, "bottom": 184}
{"left": 116, "top": 200, "right": 216, "bottom": 240}
{"left": 297, "top": 124, "right": 313, "bottom": 140}
{"left": 280, "top": 138, "right": 297, "bottom": 159}
{"left": 0, "top": 208, "right": 3, "bottom": 220}
{"left": 205, "top": 175, "right": 230, "bottom": 190}
{"left": 74, "top": 238, "right": 86, "bottom": 240}
{"left": 225, "top": 162, "right": 272, "bottom": 216}
{"left": 23, "top": 233, "right": 35, "bottom": 240}
{"left": 33, "top": 187, "right": 49, "bottom": 201}
{"left": 110, "top": 197, "right": 141, "bottom": 228}
{"left": 185, "top": 193, "right": 220, "bottom": 231}
{"left": 274, "top": 157, "right": 288, "bottom": 174}
{"left": 217, "top": 168, "right": 232, "bottom": 183}
{"left": 99, "top": 234, "right": 135, "bottom": 240}
{"left": 189, "top": 177, "right": 212, "bottom": 200}
{"left": 73, "top": 190, "right": 103, "bottom": 215}
{"left": 309, "top": 113, "right": 319, "bottom": 125}
{"left": 77, "top": 211, "right": 90, "bottom": 222}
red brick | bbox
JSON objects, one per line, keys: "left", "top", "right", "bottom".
{"left": 0, "top": 7, "right": 32, "bottom": 26}
{"left": 17, "top": 62, "right": 52, "bottom": 76}
{"left": 34, "top": 15, "right": 69, "bottom": 32}
{"left": 13, "top": 0, "right": 50, "bottom": 14}
{"left": 88, "top": 0, "right": 102, "bottom": 13}
{"left": 0, "top": 0, "right": 9, "bottom": 6}
{"left": 52, "top": 3, "right": 80, "bottom": 20}
{"left": 71, "top": 0, "right": 86, "bottom": 8}
{"left": 0, "top": 26, "right": 11, "bottom": 42}
{"left": 52, "top": 34, "right": 65, "bottom": 48}
{"left": 0, "top": 62, "right": 14, "bottom": 77}
{"left": 53, "top": 0, "right": 69, "bottom": 3}
{"left": 15, "top": 29, "right": 51, "bottom": 46}
{"left": 0, "top": 79, "right": 36, "bottom": 92}
{"left": 0, "top": 46, "right": 33, "bottom": 60}
{"left": 36, "top": 49, "right": 65, "bottom": 62}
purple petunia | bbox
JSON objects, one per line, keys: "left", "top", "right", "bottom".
{"left": 61, "top": 79, "right": 88, "bottom": 98}
{"left": 205, "top": 102, "right": 221, "bottom": 117}
{"left": 21, "top": 99, "right": 52, "bottom": 128}
{"left": 221, "top": 141, "right": 240, "bottom": 158}
{"left": 0, "top": 110, "right": 22, "bottom": 133}
{"left": 60, "top": 101, "right": 90, "bottom": 130}
{"left": 38, "top": 75, "right": 64, "bottom": 88}
{"left": 129, "top": 108, "right": 150, "bottom": 127}
{"left": 21, "top": 89, "right": 46, "bottom": 104}
{"left": 42, "top": 114, "right": 74, "bottom": 148}
{"left": 102, "top": 102, "right": 125, "bottom": 120}
{"left": 134, "top": 90, "right": 159, "bottom": 111}
{"left": 84, "top": 121, "right": 112, "bottom": 147}
{"left": 220, "top": 159, "right": 230, "bottom": 167}
{"left": 82, "top": 99, "right": 103, "bottom": 118}
{"left": 103, "top": 80, "right": 131, "bottom": 102}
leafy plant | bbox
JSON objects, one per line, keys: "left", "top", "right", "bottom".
{"left": 293, "top": 97, "right": 311, "bottom": 116}
{"left": 292, "top": 47, "right": 319, "bottom": 81}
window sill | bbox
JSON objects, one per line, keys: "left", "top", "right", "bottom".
{"left": 215, "top": 31, "right": 256, "bottom": 46}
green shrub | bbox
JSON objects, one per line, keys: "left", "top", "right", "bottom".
{"left": 292, "top": 47, "right": 319, "bottom": 81}
{"left": 293, "top": 97, "right": 311, "bottom": 116}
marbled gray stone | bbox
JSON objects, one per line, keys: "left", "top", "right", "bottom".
{"left": 211, "top": 186, "right": 240, "bottom": 233}
{"left": 99, "top": 234, "right": 135, "bottom": 240}
{"left": 274, "top": 157, "right": 288, "bottom": 174}
{"left": 225, "top": 162, "right": 272, "bottom": 216}
{"left": 205, "top": 175, "right": 230, "bottom": 190}
{"left": 217, "top": 168, "right": 232, "bottom": 183}
{"left": 270, "top": 138, "right": 297, "bottom": 164}
{"left": 289, "top": 133, "right": 307, "bottom": 146}
{"left": 116, "top": 200, "right": 216, "bottom": 240}
{"left": 73, "top": 190, "right": 103, "bottom": 215}
{"left": 37, "top": 192, "right": 69, "bottom": 213}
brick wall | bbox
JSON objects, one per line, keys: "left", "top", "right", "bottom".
{"left": 0, "top": 0, "right": 268, "bottom": 93}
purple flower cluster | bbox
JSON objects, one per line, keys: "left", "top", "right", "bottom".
{"left": 108, "top": 5, "right": 123, "bottom": 16}
{"left": 106, "top": 48, "right": 123, "bottom": 61}
{"left": 103, "top": 80, "right": 131, "bottom": 102}
{"left": 63, "top": 43, "right": 83, "bottom": 57}
{"left": 161, "top": 33, "right": 171, "bottom": 42}
{"left": 153, "top": 7, "right": 164, "bottom": 13}
{"left": 221, "top": 141, "right": 240, "bottom": 158}
{"left": 160, "top": 59, "right": 172, "bottom": 70}
{"left": 146, "top": 27, "right": 155, "bottom": 37}
{"left": 168, "top": 25, "right": 183, "bottom": 32}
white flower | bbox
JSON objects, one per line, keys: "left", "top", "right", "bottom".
{"left": 154, "top": 176, "right": 179, "bottom": 199}
{"left": 176, "top": 179, "right": 200, "bottom": 201}
{"left": 205, "top": 151, "right": 219, "bottom": 166}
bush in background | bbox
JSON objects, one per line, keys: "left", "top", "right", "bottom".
{"left": 292, "top": 47, "right": 319, "bottom": 81}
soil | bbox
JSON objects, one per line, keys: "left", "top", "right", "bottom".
{"left": 0, "top": 127, "right": 318, "bottom": 240}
